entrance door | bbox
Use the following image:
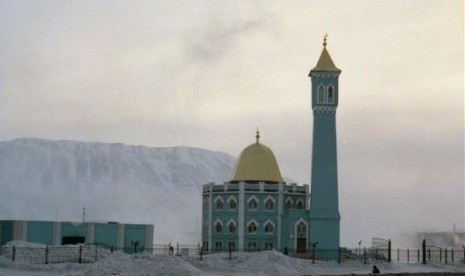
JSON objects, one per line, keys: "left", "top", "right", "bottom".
{"left": 296, "top": 221, "right": 307, "bottom": 253}
{"left": 62, "top": 236, "right": 85, "bottom": 245}
{"left": 296, "top": 238, "right": 306, "bottom": 253}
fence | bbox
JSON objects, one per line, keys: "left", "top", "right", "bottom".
{"left": 0, "top": 244, "right": 109, "bottom": 264}
{"left": 1, "top": 242, "right": 463, "bottom": 265}
{"left": 199, "top": 246, "right": 465, "bottom": 265}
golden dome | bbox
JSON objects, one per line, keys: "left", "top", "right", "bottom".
{"left": 230, "top": 131, "right": 283, "bottom": 183}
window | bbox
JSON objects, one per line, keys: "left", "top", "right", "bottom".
{"left": 327, "top": 86, "right": 334, "bottom": 103}
{"left": 318, "top": 85, "right": 325, "bottom": 103}
{"left": 265, "top": 242, "right": 273, "bottom": 250}
{"left": 297, "top": 222, "right": 306, "bottom": 235}
{"left": 265, "top": 199, "right": 274, "bottom": 210}
{"left": 215, "top": 221, "right": 223, "bottom": 233}
{"left": 229, "top": 222, "right": 236, "bottom": 233}
{"left": 264, "top": 223, "right": 274, "bottom": 234}
{"left": 248, "top": 222, "right": 257, "bottom": 233}
{"left": 229, "top": 198, "right": 237, "bottom": 210}
{"left": 215, "top": 241, "right": 222, "bottom": 252}
{"left": 285, "top": 198, "right": 292, "bottom": 210}
{"left": 248, "top": 198, "right": 258, "bottom": 210}
{"left": 296, "top": 199, "right": 304, "bottom": 209}
{"left": 215, "top": 199, "right": 223, "bottom": 210}
{"left": 248, "top": 242, "right": 257, "bottom": 252}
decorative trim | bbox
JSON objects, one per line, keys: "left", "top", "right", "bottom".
{"left": 313, "top": 106, "right": 336, "bottom": 113}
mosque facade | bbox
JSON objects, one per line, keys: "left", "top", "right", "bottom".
{"left": 201, "top": 38, "right": 341, "bottom": 255}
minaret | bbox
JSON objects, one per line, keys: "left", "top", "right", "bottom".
{"left": 309, "top": 35, "right": 341, "bottom": 250}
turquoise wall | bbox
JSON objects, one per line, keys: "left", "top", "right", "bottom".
{"left": 123, "top": 224, "right": 147, "bottom": 253}
{"left": 95, "top": 223, "right": 118, "bottom": 247}
{"left": 0, "top": 221, "right": 13, "bottom": 246}
{"left": 61, "top": 222, "right": 88, "bottom": 244}
{"left": 203, "top": 185, "right": 311, "bottom": 252}
{"left": 27, "top": 221, "right": 53, "bottom": 245}
{"left": 309, "top": 72, "right": 341, "bottom": 251}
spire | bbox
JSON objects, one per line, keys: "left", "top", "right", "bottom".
{"left": 256, "top": 128, "right": 260, "bottom": 144}
{"left": 309, "top": 34, "right": 341, "bottom": 76}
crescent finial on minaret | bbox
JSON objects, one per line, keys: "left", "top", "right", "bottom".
{"left": 323, "top": 33, "right": 328, "bottom": 47}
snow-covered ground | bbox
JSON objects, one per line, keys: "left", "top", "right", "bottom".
{"left": 1, "top": 245, "right": 464, "bottom": 276}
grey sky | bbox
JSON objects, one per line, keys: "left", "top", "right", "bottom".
{"left": 0, "top": 0, "right": 463, "bottom": 246}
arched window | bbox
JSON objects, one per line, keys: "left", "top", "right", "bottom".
{"left": 327, "top": 86, "right": 334, "bottom": 103}
{"left": 264, "top": 223, "right": 274, "bottom": 234}
{"left": 318, "top": 85, "right": 325, "bottom": 103}
{"left": 215, "top": 221, "right": 223, "bottom": 233}
{"left": 228, "top": 222, "right": 236, "bottom": 233}
{"left": 229, "top": 198, "right": 237, "bottom": 210}
{"left": 296, "top": 199, "right": 304, "bottom": 209}
{"left": 285, "top": 198, "right": 292, "bottom": 210}
{"left": 248, "top": 198, "right": 258, "bottom": 210}
{"left": 216, "top": 198, "right": 223, "bottom": 210}
{"left": 297, "top": 222, "right": 306, "bottom": 235}
{"left": 265, "top": 199, "right": 274, "bottom": 210}
{"left": 248, "top": 222, "right": 257, "bottom": 233}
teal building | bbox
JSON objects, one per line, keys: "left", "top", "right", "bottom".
{"left": 0, "top": 220, "right": 153, "bottom": 252}
{"left": 201, "top": 38, "right": 341, "bottom": 255}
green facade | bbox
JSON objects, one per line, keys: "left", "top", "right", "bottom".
{"left": 202, "top": 182, "right": 310, "bottom": 253}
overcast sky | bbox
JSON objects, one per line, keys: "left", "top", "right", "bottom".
{"left": 1, "top": 0, "right": 463, "bottom": 247}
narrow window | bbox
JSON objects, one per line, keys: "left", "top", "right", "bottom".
{"left": 318, "top": 85, "right": 325, "bottom": 103}
{"left": 215, "top": 241, "right": 222, "bottom": 252}
{"left": 216, "top": 199, "right": 223, "bottom": 210}
{"left": 229, "top": 222, "right": 236, "bottom": 233}
{"left": 297, "top": 222, "right": 306, "bottom": 234}
{"left": 248, "top": 242, "right": 257, "bottom": 252}
{"left": 327, "top": 86, "right": 334, "bottom": 103}
{"left": 215, "top": 222, "right": 223, "bottom": 233}
{"left": 265, "top": 199, "right": 274, "bottom": 210}
{"left": 248, "top": 222, "right": 257, "bottom": 233}
{"left": 229, "top": 199, "right": 237, "bottom": 210}
{"left": 248, "top": 198, "right": 258, "bottom": 210}
{"left": 264, "top": 223, "right": 274, "bottom": 234}
{"left": 296, "top": 200, "right": 304, "bottom": 209}
{"left": 285, "top": 199, "right": 292, "bottom": 210}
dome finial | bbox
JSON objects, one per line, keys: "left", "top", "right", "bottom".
{"left": 323, "top": 33, "right": 328, "bottom": 47}
{"left": 256, "top": 127, "right": 260, "bottom": 144}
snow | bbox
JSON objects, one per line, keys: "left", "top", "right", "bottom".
{"left": 0, "top": 138, "right": 236, "bottom": 243}
{"left": 1, "top": 242, "right": 464, "bottom": 276}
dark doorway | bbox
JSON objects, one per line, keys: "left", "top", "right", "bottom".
{"left": 296, "top": 221, "right": 307, "bottom": 253}
{"left": 62, "top": 236, "right": 85, "bottom": 245}
{"left": 297, "top": 238, "right": 307, "bottom": 253}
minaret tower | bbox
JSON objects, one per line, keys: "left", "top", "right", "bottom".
{"left": 309, "top": 35, "right": 341, "bottom": 250}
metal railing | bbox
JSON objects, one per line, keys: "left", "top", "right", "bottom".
{"left": 1, "top": 240, "right": 463, "bottom": 265}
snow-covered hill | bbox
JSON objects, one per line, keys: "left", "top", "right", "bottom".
{"left": 0, "top": 138, "right": 235, "bottom": 243}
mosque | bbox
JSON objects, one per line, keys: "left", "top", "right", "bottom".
{"left": 201, "top": 37, "right": 341, "bottom": 255}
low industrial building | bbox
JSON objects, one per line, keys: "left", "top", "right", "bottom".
{"left": 0, "top": 220, "right": 153, "bottom": 252}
